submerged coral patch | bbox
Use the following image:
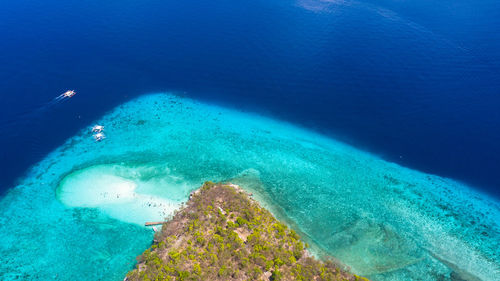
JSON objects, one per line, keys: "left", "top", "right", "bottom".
{"left": 0, "top": 93, "right": 498, "bottom": 281}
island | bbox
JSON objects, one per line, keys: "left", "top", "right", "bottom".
{"left": 125, "top": 182, "right": 367, "bottom": 281}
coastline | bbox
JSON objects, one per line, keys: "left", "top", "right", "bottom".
{"left": 126, "top": 182, "right": 365, "bottom": 280}
{"left": 229, "top": 171, "right": 344, "bottom": 267}
{"left": 0, "top": 93, "right": 498, "bottom": 280}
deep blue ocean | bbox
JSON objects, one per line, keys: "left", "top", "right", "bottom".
{"left": 1, "top": 0, "right": 499, "bottom": 198}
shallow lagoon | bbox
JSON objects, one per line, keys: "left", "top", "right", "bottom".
{"left": 0, "top": 94, "right": 498, "bottom": 280}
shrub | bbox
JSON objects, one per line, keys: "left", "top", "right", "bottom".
{"left": 126, "top": 183, "right": 363, "bottom": 281}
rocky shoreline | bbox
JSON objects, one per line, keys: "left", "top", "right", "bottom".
{"left": 125, "top": 182, "right": 367, "bottom": 281}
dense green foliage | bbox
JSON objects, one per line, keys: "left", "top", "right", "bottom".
{"left": 126, "top": 182, "right": 365, "bottom": 281}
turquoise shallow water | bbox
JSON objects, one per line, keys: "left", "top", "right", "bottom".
{"left": 0, "top": 93, "right": 499, "bottom": 280}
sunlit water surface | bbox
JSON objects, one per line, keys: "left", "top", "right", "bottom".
{"left": 0, "top": 94, "right": 498, "bottom": 280}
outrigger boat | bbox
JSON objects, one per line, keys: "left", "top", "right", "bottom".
{"left": 62, "top": 90, "right": 76, "bottom": 98}
{"left": 93, "top": 133, "right": 105, "bottom": 141}
{"left": 92, "top": 125, "right": 104, "bottom": 133}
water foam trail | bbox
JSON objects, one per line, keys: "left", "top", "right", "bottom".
{"left": 0, "top": 94, "right": 70, "bottom": 130}
{"left": 297, "top": 0, "right": 473, "bottom": 55}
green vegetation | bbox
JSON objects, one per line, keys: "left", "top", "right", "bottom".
{"left": 126, "top": 182, "right": 363, "bottom": 281}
